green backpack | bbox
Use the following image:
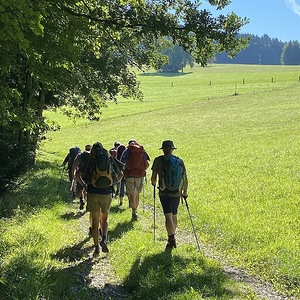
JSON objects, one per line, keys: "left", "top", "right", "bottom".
{"left": 160, "top": 155, "right": 184, "bottom": 192}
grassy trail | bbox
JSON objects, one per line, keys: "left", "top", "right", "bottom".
{"left": 1, "top": 64, "right": 300, "bottom": 299}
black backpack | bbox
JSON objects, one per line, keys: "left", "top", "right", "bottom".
{"left": 91, "top": 144, "right": 113, "bottom": 189}
{"left": 68, "top": 146, "right": 81, "bottom": 170}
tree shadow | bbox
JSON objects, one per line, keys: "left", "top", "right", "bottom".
{"left": 123, "top": 250, "right": 236, "bottom": 299}
{"left": 0, "top": 160, "right": 73, "bottom": 218}
{"left": 139, "top": 71, "right": 193, "bottom": 77}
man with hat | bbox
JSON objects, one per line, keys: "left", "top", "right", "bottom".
{"left": 151, "top": 140, "right": 188, "bottom": 250}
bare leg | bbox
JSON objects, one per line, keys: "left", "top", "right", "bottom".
{"left": 90, "top": 211, "right": 100, "bottom": 253}
{"left": 165, "top": 213, "right": 177, "bottom": 249}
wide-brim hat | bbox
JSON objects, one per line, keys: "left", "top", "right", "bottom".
{"left": 159, "top": 140, "right": 177, "bottom": 149}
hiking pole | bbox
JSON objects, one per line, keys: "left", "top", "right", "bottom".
{"left": 153, "top": 185, "right": 156, "bottom": 243}
{"left": 182, "top": 196, "right": 201, "bottom": 251}
{"left": 142, "top": 176, "right": 145, "bottom": 212}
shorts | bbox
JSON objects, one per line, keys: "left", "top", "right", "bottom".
{"left": 125, "top": 177, "right": 144, "bottom": 194}
{"left": 86, "top": 193, "right": 112, "bottom": 214}
{"left": 160, "top": 196, "right": 180, "bottom": 215}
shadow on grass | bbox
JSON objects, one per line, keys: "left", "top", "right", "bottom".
{"left": 60, "top": 210, "right": 85, "bottom": 220}
{"left": 51, "top": 237, "right": 92, "bottom": 262}
{"left": 123, "top": 251, "right": 235, "bottom": 299}
{"left": 0, "top": 240, "right": 127, "bottom": 300}
{"left": 139, "top": 71, "right": 192, "bottom": 77}
{"left": 0, "top": 160, "right": 72, "bottom": 218}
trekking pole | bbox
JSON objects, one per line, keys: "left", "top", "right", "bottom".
{"left": 182, "top": 196, "right": 201, "bottom": 251}
{"left": 142, "top": 176, "right": 145, "bottom": 212}
{"left": 153, "top": 185, "right": 156, "bottom": 243}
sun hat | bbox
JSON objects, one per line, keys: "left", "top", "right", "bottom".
{"left": 159, "top": 140, "right": 177, "bottom": 149}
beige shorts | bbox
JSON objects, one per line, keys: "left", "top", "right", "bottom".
{"left": 125, "top": 177, "right": 144, "bottom": 194}
{"left": 86, "top": 193, "right": 112, "bottom": 214}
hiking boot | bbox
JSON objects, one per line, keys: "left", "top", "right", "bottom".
{"left": 100, "top": 239, "right": 109, "bottom": 253}
{"left": 79, "top": 199, "right": 84, "bottom": 210}
{"left": 131, "top": 212, "right": 138, "bottom": 221}
{"left": 165, "top": 237, "right": 177, "bottom": 250}
{"left": 94, "top": 245, "right": 100, "bottom": 256}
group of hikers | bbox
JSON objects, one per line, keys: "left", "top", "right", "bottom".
{"left": 62, "top": 139, "right": 188, "bottom": 256}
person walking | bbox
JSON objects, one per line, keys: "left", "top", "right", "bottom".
{"left": 151, "top": 140, "right": 188, "bottom": 250}
{"left": 121, "top": 139, "right": 150, "bottom": 221}
{"left": 116, "top": 144, "right": 126, "bottom": 206}
{"left": 77, "top": 142, "right": 124, "bottom": 256}
{"left": 72, "top": 144, "right": 92, "bottom": 210}
{"left": 62, "top": 146, "right": 81, "bottom": 198}
{"left": 109, "top": 141, "right": 120, "bottom": 158}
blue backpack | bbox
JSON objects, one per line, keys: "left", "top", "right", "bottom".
{"left": 160, "top": 155, "right": 184, "bottom": 192}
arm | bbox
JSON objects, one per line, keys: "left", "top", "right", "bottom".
{"left": 181, "top": 162, "right": 188, "bottom": 198}
{"left": 151, "top": 170, "right": 158, "bottom": 186}
{"left": 62, "top": 154, "right": 69, "bottom": 166}
{"left": 150, "top": 157, "right": 158, "bottom": 186}
{"left": 71, "top": 154, "right": 81, "bottom": 178}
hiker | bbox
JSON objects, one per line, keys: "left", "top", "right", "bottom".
{"left": 77, "top": 142, "right": 124, "bottom": 256}
{"left": 116, "top": 144, "right": 126, "bottom": 206}
{"left": 72, "top": 144, "right": 92, "bottom": 210}
{"left": 151, "top": 140, "right": 188, "bottom": 250}
{"left": 62, "top": 146, "right": 81, "bottom": 198}
{"left": 121, "top": 139, "right": 150, "bottom": 221}
{"left": 109, "top": 141, "right": 120, "bottom": 158}
{"left": 109, "top": 141, "right": 121, "bottom": 197}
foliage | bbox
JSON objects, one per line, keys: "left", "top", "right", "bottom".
{"left": 160, "top": 44, "right": 194, "bottom": 72}
{"left": 216, "top": 34, "right": 285, "bottom": 65}
{"left": 0, "top": 0, "right": 249, "bottom": 192}
{"left": 281, "top": 41, "right": 300, "bottom": 65}
{"left": 1, "top": 65, "right": 300, "bottom": 299}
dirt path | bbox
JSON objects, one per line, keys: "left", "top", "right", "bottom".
{"left": 200, "top": 245, "right": 291, "bottom": 300}
{"left": 77, "top": 209, "right": 291, "bottom": 300}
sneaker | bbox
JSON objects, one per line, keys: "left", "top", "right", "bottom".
{"left": 79, "top": 199, "right": 84, "bottom": 210}
{"left": 94, "top": 245, "right": 100, "bottom": 256}
{"left": 100, "top": 240, "right": 109, "bottom": 253}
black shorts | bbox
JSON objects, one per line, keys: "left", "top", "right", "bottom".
{"left": 159, "top": 196, "right": 180, "bottom": 215}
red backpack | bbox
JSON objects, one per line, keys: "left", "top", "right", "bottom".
{"left": 125, "top": 144, "right": 148, "bottom": 177}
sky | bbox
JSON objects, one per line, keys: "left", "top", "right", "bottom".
{"left": 203, "top": 0, "right": 300, "bottom": 42}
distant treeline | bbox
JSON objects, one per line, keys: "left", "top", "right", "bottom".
{"left": 215, "top": 34, "right": 298, "bottom": 65}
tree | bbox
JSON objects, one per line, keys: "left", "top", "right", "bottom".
{"left": 281, "top": 41, "right": 300, "bottom": 65}
{"left": 161, "top": 44, "right": 194, "bottom": 72}
{"left": 215, "top": 34, "right": 284, "bottom": 65}
{"left": 0, "top": 0, "right": 249, "bottom": 192}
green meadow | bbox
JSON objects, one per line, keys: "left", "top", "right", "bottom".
{"left": 0, "top": 64, "right": 299, "bottom": 299}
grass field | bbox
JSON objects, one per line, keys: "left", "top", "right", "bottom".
{"left": 1, "top": 64, "right": 300, "bottom": 299}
